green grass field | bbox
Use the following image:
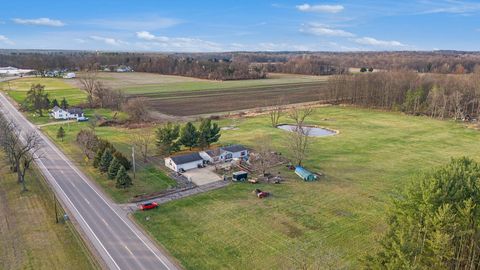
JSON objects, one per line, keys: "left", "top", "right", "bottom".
{"left": 0, "top": 77, "right": 88, "bottom": 124}
{"left": 42, "top": 123, "right": 176, "bottom": 203}
{"left": 0, "top": 77, "right": 87, "bottom": 105}
{"left": 0, "top": 154, "right": 97, "bottom": 270}
{"left": 134, "top": 106, "right": 480, "bottom": 269}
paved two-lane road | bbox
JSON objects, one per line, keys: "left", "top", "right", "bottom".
{"left": 0, "top": 91, "right": 179, "bottom": 270}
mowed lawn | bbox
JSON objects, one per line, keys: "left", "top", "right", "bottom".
{"left": 0, "top": 77, "right": 87, "bottom": 105}
{"left": 134, "top": 106, "right": 480, "bottom": 269}
{"left": 41, "top": 123, "right": 177, "bottom": 203}
{"left": 0, "top": 77, "right": 88, "bottom": 124}
{"left": 0, "top": 155, "right": 97, "bottom": 270}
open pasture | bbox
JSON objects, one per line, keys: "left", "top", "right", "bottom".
{"left": 135, "top": 106, "right": 480, "bottom": 269}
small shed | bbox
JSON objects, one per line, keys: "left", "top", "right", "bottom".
{"left": 295, "top": 166, "right": 317, "bottom": 181}
{"left": 232, "top": 171, "right": 248, "bottom": 181}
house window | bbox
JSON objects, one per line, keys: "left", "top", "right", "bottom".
{"left": 241, "top": 151, "right": 245, "bottom": 156}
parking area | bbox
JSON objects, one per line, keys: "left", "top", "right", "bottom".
{"left": 183, "top": 166, "right": 223, "bottom": 186}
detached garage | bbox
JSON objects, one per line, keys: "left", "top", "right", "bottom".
{"left": 165, "top": 153, "right": 204, "bottom": 172}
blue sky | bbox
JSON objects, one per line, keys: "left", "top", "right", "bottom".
{"left": 0, "top": 0, "right": 479, "bottom": 51}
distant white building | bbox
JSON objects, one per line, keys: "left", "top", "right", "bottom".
{"left": 0, "top": 66, "right": 35, "bottom": 76}
{"left": 50, "top": 106, "right": 84, "bottom": 120}
{"left": 63, "top": 72, "right": 76, "bottom": 79}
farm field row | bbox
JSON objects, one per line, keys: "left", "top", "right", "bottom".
{"left": 2, "top": 74, "right": 330, "bottom": 117}
{"left": 66, "top": 72, "right": 330, "bottom": 95}
{"left": 134, "top": 106, "right": 480, "bottom": 269}
{"left": 0, "top": 154, "right": 96, "bottom": 270}
{"left": 138, "top": 82, "right": 330, "bottom": 116}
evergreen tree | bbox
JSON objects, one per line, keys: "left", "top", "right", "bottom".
{"left": 93, "top": 149, "right": 103, "bottom": 168}
{"left": 61, "top": 97, "right": 69, "bottom": 109}
{"left": 113, "top": 151, "right": 131, "bottom": 170}
{"left": 198, "top": 118, "right": 221, "bottom": 149}
{"left": 365, "top": 157, "right": 480, "bottom": 269}
{"left": 107, "top": 157, "right": 121, "bottom": 179}
{"left": 56, "top": 126, "right": 66, "bottom": 142}
{"left": 155, "top": 122, "right": 180, "bottom": 155}
{"left": 51, "top": 98, "right": 59, "bottom": 108}
{"left": 179, "top": 122, "right": 199, "bottom": 150}
{"left": 23, "top": 84, "right": 50, "bottom": 116}
{"left": 115, "top": 166, "right": 132, "bottom": 189}
{"left": 99, "top": 149, "right": 113, "bottom": 173}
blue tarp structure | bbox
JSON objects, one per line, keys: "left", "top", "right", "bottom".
{"left": 295, "top": 166, "right": 317, "bottom": 181}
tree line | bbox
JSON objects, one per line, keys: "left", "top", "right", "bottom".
{"left": 76, "top": 129, "right": 133, "bottom": 188}
{"left": 156, "top": 119, "right": 221, "bottom": 155}
{"left": 5, "top": 50, "right": 480, "bottom": 78}
{"left": 0, "top": 51, "right": 266, "bottom": 80}
{"left": 366, "top": 157, "right": 480, "bottom": 269}
{"left": 327, "top": 71, "right": 480, "bottom": 119}
{"left": 0, "top": 113, "right": 42, "bottom": 192}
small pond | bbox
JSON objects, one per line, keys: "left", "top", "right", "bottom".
{"left": 277, "top": 124, "right": 337, "bottom": 137}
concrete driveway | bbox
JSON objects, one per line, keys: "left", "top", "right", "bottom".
{"left": 183, "top": 166, "right": 222, "bottom": 186}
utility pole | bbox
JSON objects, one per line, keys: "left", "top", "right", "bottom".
{"left": 132, "top": 146, "right": 136, "bottom": 180}
{"left": 54, "top": 193, "right": 58, "bottom": 223}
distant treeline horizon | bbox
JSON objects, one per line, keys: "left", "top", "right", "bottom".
{"left": 2, "top": 50, "right": 480, "bottom": 79}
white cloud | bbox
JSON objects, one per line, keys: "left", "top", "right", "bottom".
{"left": 300, "top": 23, "right": 354, "bottom": 37}
{"left": 296, "top": 3, "right": 344, "bottom": 13}
{"left": 89, "top": 35, "right": 127, "bottom": 46}
{"left": 354, "top": 37, "right": 406, "bottom": 47}
{"left": 135, "top": 31, "right": 222, "bottom": 52}
{"left": 0, "top": 35, "right": 14, "bottom": 45}
{"left": 13, "top": 17, "right": 65, "bottom": 27}
{"left": 85, "top": 17, "right": 180, "bottom": 31}
{"left": 421, "top": 1, "right": 480, "bottom": 14}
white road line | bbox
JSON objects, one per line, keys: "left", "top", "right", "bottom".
{"left": 36, "top": 158, "right": 121, "bottom": 270}
{"left": 0, "top": 92, "right": 174, "bottom": 270}
{"left": 0, "top": 95, "right": 125, "bottom": 269}
{"left": 125, "top": 246, "right": 134, "bottom": 256}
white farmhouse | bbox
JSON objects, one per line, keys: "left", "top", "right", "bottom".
{"left": 50, "top": 106, "right": 84, "bottom": 120}
{"left": 220, "top": 145, "right": 249, "bottom": 160}
{"left": 164, "top": 153, "right": 205, "bottom": 172}
{"left": 200, "top": 145, "right": 249, "bottom": 163}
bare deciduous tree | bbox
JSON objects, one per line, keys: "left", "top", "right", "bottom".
{"left": 287, "top": 125, "right": 311, "bottom": 166}
{"left": 79, "top": 71, "right": 99, "bottom": 107}
{"left": 268, "top": 97, "right": 284, "bottom": 127}
{"left": 249, "top": 135, "right": 277, "bottom": 175}
{"left": 289, "top": 106, "right": 314, "bottom": 127}
{"left": 285, "top": 107, "right": 314, "bottom": 166}
{"left": 123, "top": 97, "right": 150, "bottom": 122}
{"left": 0, "top": 116, "right": 42, "bottom": 191}
{"left": 133, "top": 133, "right": 154, "bottom": 163}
